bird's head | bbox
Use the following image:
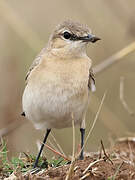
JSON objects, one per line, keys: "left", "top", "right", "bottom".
{"left": 47, "top": 20, "right": 100, "bottom": 58}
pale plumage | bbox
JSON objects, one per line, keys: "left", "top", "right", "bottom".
{"left": 22, "top": 20, "right": 100, "bottom": 167}
{"left": 23, "top": 54, "right": 92, "bottom": 129}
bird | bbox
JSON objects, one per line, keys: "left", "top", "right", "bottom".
{"left": 22, "top": 20, "right": 100, "bottom": 168}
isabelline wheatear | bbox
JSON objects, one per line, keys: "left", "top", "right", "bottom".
{"left": 22, "top": 20, "right": 100, "bottom": 168}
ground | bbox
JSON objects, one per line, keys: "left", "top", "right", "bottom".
{"left": 2, "top": 137, "right": 135, "bottom": 180}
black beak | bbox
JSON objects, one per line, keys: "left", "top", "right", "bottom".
{"left": 78, "top": 34, "right": 101, "bottom": 43}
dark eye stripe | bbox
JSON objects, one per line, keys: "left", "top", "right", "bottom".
{"left": 70, "top": 34, "right": 78, "bottom": 41}
{"left": 61, "top": 31, "right": 78, "bottom": 41}
{"left": 61, "top": 31, "right": 88, "bottom": 41}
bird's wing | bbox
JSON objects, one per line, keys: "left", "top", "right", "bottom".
{"left": 25, "top": 47, "right": 46, "bottom": 82}
{"left": 88, "top": 68, "right": 96, "bottom": 92}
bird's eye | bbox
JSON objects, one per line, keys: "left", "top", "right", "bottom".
{"left": 63, "top": 31, "right": 71, "bottom": 39}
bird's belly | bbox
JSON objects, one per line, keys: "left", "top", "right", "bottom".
{"left": 22, "top": 81, "right": 88, "bottom": 129}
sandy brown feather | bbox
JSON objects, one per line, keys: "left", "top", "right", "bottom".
{"left": 25, "top": 47, "right": 46, "bottom": 82}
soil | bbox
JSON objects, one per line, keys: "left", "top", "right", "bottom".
{"left": 4, "top": 137, "right": 135, "bottom": 180}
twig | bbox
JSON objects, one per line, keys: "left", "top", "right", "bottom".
{"left": 90, "top": 94, "right": 128, "bottom": 136}
{"left": 93, "top": 41, "right": 135, "bottom": 74}
{"left": 120, "top": 76, "right": 134, "bottom": 116}
{"left": 37, "top": 140, "right": 70, "bottom": 161}
{"left": 65, "top": 113, "right": 76, "bottom": 180}
{"left": 48, "top": 139, "right": 59, "bottom": 154}
{"left": 100, "top": 140, "right": 113, "bottom": 165}
{"left": 98, "top": 143, "right": 102, "bottom": 159}
{"left": 37, "top": 139, "right": 60, "bottom": 158}
{"left": 128, "top": 141, "right": 134, "bottom": 165}
{"left": 80, "top": 172, "right": 90, "bottom": 180}
{"left": 83, "top": 159, "right": 104, "bottom": 175}
{"left": 71, "top": 113, "right": 75, "bottom": 161}
{"left": 50, "top": 132, "right": 66, "bottom": 156}
{"left": 45, "top": 143, "right": 70, "bottom": 161}
{"left": 77, "top": 91, "right": 107, "bottom": 159}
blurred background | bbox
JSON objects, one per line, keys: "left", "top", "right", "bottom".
{"left": 0, "top": 0, "right": 135, "bottom": 159}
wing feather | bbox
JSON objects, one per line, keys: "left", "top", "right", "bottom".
{"left": 25, "top": 47, "right": 46, "bottom": 82}
{"left": 88, "top": 68, "right": 96, "bottom": 92}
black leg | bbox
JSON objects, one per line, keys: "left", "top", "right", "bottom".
{"left": 80, "top": 128, "right": 85, "bottom": 160}
{"left": 33, "top": 129, "right": 51, "bottom": 168}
